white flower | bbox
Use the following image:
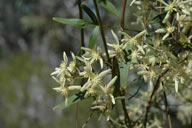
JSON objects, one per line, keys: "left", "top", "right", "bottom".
{"left": 81, "top": 69, "right": 111, "bottom": 92}
{"left": 157, "top": 0, "right": 177, "bottom": 23}
{"left": 51, "top": 52, "right": 71, "bottom": 87}
{"left": 51, "top": 52, "right": 69, "bottom": 76}
{"left": 77, "top": 57, "right": 95, "bottom": 78}
{"left": 121, "top": 30, "right": 147, "bottom": 48}
{"left": 81, "top": 47, "right": 104, "bottom": 69}
{"left": 53, "top": 85, "right": 81, "bottom": 105}
{"left": 173, "top": 76, "right": 179, "bottom": 93}
{"left": 155, "top": 22, "right": 175, "bottom": 40}
{"left": 107, "top": 30, "right": 124, "bottom": 57}
{"left": 67, "top": 52, "right": 76, "bottom": 73}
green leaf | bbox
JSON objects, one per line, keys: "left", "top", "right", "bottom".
{"left": 151, "top": 12, "right": 166, "bottom": 23}
{"left": 53, "top": 17, "right": 94, "bottom": 28}
{"left": 53, "top": 91, "right": 86, "bottom": 110}
{"left": 119, "top": 60, "right": 130, "bottom": 89}
{"left": 88, "top": 26, "right": 99, "bottom": 48}
{"left": 96, "top": 0, "right": 119, "bottom": 18}
{"left": 81, "top": 4, "right": 98, "bottom": 25}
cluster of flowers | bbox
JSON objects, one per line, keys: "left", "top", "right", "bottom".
{"left": 127, "top": 0, "right": 192, "bottom": 126}
{"left": 51, "top": 0, "right": 192, "bottom": 125}
{"left": 50, "top": 28, "right": 148, "bottom": 120}
{"left": 51, "top": 46, "right": 119, "bottom": 120}
{"left": 129, "top": 0, "right": 192, "bottom": 93}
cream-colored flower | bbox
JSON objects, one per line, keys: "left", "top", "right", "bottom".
{"left": 155, "top": 22, "right": 175, "bottom": 40}
{"left": 53, "top": 85, "right": 81, "bottom": 105}
{"left": 51, "top": 52, "right": 68, "bottom": 76}
{"left": 157, "top": 0, "right": 177, "bottom": 23}
{"left": 81, "top": 69, "right": 111, "bottom": 92}
{"left": 77, "top": 57, "right": 95, "bottom": 78}
{"left": 121, "top": 30, "right": 147, "bottom": 48}
{"left": 107, "top": 30, "right": 124, "bottom": 58}
{"left": 51, "top": 52, "right": 71, "bottom": 87}
{"left": 67, "top": 52, "right": 76, "bottom": 73}
{"left": 173, "top": 75, "right": 179, "bottom": 93}
{"left": 81, "top": 47, "right": 103, "bottom": 69}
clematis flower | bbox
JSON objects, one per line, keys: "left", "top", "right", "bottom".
{"left": 100, "top": 76, "right": 117, "bottom": 104}
{"left": 81, "top": 69, "right": 111, "bottom": 92}
{"left": 53, "top": 85, "right": 81, "bottom": 105}
{"left": 121, "top": 30, "right": 147, "bottom": 48}
{"left": 107, "top": 30, "right": 124, "bottom": 58}
{"left": 89, "top": 76, "right": 117, "bottom": 121}
{"left": 81, "top": 47, "right": 104, "bottom": 69}
{"left": 173, "top": 75, "right": 179, "bottom": 93}
{"left": 155, "top": 22, "right": 175, "bottom": 40}
{"left": 77, "top": 56, "right": 95, "bottom": 78}
{"left": 51, "top": 52, "right": 71, "bottom": 87}
{"left": 157, "top": 0, "right": 178, "bottom": 23}
{"left": 67, "top": 52, "right": 76, "bottom": 73}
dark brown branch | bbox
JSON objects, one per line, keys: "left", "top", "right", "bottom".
{"left": 121, "top": 92, "right": 132, "bottom": 128}
{"left": 128, "top": 81, "right": 142, "bottom": 100}
{"left": 77, "top": 0, "right": 85, "bottom": 47}
{"left": 82, "top": 111, "right": 94, "bottom": 128}
{"left": 119, "top": 1, "right": 132, "bottom": 127}
{"left": 120, "top": 0, "right": 127, "bottom": 31}
{"left": 93, "top": 0, "right": 110, "bottom": 63}
{"left": 162, "top": 83, "right": 172, "bottom": 128}
{"left": 144, "top": 69, "right": 169, "bottom": 128}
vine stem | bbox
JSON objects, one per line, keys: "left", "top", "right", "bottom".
{"left": 77, "top": 0, "right": 85, "bottom": 47}
{"left": 76, "top": 1, "right": 84, "bottom": 128}
{"left": 109, "top": 117, "right": 127, "bottom": 128}
{"left": 162, "top": 82, "right": 172, "bottom": 128}
{"left": 93, "top": 0, "right": 110, "bottom": 63}
{"left": 120, "top": 0, "right": 127, "bottom": 31}
{"left": 119, "top": 0, "right": 132, "bottom": 127}
{"left": 144, "top": 69, "right": 169, "bottom": 128}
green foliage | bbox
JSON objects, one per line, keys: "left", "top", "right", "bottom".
{"left": 96, "top": 0, "right": 119, "bottom": 18}
{"left": 54, "top": 91, "right": 86, "bottom": 110}
{"left": 53, "top": 17, "right": 95, "bottom": 28}
{"left": 50, "top": 0, "right": 192, "bottom": 128}
{"left": 81, "top": 4, "right": 98, "bottom": 24}
{"left": 119, "top": 60, "right": 130, "bottom": 89}
{"left": 88, "top": 26, "right": 99, "bottom": 48}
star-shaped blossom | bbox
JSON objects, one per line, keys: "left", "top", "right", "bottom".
{"left": 107, "top": 30, "right": 124, "bottom": 58}
{"left": 51, "top": 52, "right": 71, "bottom": 87}
{"left": 67, "top": 52, "right": 77, "bottom": 73}
{"left": 121, "top": 30, "right": 147, "bottom": 48}
{"left": 81, "top": 69, "right": 111, "bottom": 92}
{"left": 157, "top": 0, "right": 178, "bottom": 23}
{"left": 155, "top": 22, "right": 175, "bottom": 40}
{"left": 81, "top": 47, "right": 104, "bottom": 69}
{"left": 53, "top": 85, "right": 81, "bottom": 105}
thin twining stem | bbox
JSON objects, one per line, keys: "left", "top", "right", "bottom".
{"left": 93, "top": 0, "right": 110, "bottom": 63}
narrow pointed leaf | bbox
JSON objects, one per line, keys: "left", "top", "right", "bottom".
{"left": 119, "top": 60, "right": 130, "bottom": 89}
{"left": 53, "top": 17, "right": 94, "bottom": 28}
{"left": 88, "top": 26, "right": 99, "bottom": 48}
{"left": 81, "top": 4, "right": 98, "bottom": 25}
{"left": 53, "top": 91, "right": 86, "bottom": 110}
{"left": 151, "top": 12, "right": 166, "bottom": 23}
{"left": 96, "top": 0, "right": 119, "bottom": 18}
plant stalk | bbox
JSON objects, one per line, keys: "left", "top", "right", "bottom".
{"left": 77, "top": 0, "right": 85, "bottom": 47}
{"left": 93, "top": 0, "right": 110, "bottom": 63}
